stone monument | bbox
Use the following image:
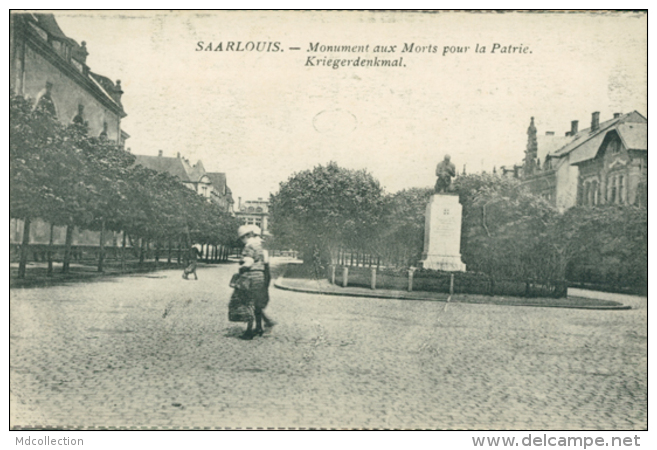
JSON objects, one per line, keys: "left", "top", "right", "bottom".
{"left": 419, "top": 155, "right": 466, "bottom": 272}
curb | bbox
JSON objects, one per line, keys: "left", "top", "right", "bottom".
{"left": 274, "top": 277, "right": 632, "bottom": 310}
{"left": 273, "top": 277, "right": 449, "bottom": 302}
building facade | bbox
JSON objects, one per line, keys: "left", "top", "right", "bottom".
{"left": 521, "top": 111, "right": 647, "bottom": 211}
{"left": 10, "top": 13, "right": 129, "bottom": 247}
{"left": 235, "top": 198, "right": 270, "bottom": 234}
{"left": 10, "top": 13, "right": 128, "bottom": 145}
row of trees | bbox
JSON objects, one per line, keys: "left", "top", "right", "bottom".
{"left": 269, "top": 163, "right": 647, "bottom": 292}
{"left": 10, "top": 92, "right": 240, "bottom": 277}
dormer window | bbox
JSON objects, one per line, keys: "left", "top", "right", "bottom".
{"left": 608, "top": 139, "right": 621, "bottom": 154}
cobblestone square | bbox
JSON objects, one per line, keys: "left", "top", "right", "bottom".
{"left": 10, "top": 261, "right": 647, "bottom": 430}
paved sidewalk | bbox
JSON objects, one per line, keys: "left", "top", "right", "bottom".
{"left": 274, "top": 277, "right": 632, "bottom": 310}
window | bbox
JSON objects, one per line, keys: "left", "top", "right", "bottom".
{"left": 609, "top": 176, "right": 617, "bottom": 204}
{"left": 608, "top": 139, "right": 621, "bottom": 154}
{"left": 583, "top": 182, "right": 590, "bottom": 206}
{"left": 591, "top": 180, "right": 599, "bottom": 205}
{"left": 618, "top": 175, "right": 625, "bottom": 204}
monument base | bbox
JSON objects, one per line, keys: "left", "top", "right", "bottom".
{"left": 419, "top": 254, "right": 466, "bottom": 272}
{"left": 418, "top": 194, "right": 467, "bottom": 272}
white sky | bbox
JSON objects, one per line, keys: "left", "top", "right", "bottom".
{"left": 53, "top": 10, "right": 647, "bottom": 202}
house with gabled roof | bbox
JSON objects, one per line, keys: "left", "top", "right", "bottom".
{"left": 522, "top": 111, "right": 647, "bottom": 211}
{"left": 134, "top": 151, "right": 213, "bottom": 198}
{"left": 134, "top": 151, "right": 234, "bottom": 212}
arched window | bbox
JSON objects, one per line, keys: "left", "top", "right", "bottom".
{"left": 609, "top": 176, "right": 617, "bottom": 203}
{"left": 583, "top": 182, "right": 590, "bottom": 206}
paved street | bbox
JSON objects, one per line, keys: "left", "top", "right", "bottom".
{"left": 10, "top": 259, "right": 647, "bottom": 430}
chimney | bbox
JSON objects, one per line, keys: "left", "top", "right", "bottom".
{"left": 591, "top": 112, "right": 600, "bottom": 131}
{"left": 177, "top": 152, "right": 181, "bottom": 158}
{"left": 545, "top": 131, "right": 555, "bottom": 136}
{"left": 571, "top": 120, "right": 579, "bottom": 135}
{"left": 238, "top": 197, "right": 242, "bottom": 210}
{"left": 614, "top": 112, "right": 621, "bottom": 119}
{"left": 158, "top": 150, "right": 163, "bottom": 157}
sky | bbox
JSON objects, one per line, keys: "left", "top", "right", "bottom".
{"left": 53, "top": 10, "right": 647, "bottom": 203}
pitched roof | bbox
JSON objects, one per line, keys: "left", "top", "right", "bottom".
{"left": 205, "top": 172, "right": 227, "bottom": 189}
{"left": 30, "top": 14, "right": 89, "bottom": 66}
{"left": 188, "top": 160, "right": 206, "bottom": 182}
{"left": 30, "top": 13, "right": 71, "bottom": 42}
{"left": 537, "top": 134, "right": 574, "bottom": 162}
{"left": 616, "top": 122, "right": 647, "bottom": 151}
{"left": 549, "top": 111, "right": 646, "bottom": 164}
{"left": 134, "top": 155, "right": 193, "bottom": 182}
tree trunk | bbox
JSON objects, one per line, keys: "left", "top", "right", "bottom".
{"left": 98, "top": 220, "right": 106, "bottom": 272}
{"left": 139, "top": 238, "right": 145, "bottom": 265}
{"left": 146, "top": 239, "right": 150, "bottom": 263}
{"left": 155, "top": 240, "right": 160, "bottom": 267}
{"left": 167, "top": 239, "right": 172, "bottom": 264}
{"left": 47, "top": 222, "right": 55, "bottom": 276}
{"left": 62, "top": 224, "right": 73, "bottom": 273}
{"left": 18, "top": 217, "right": 31, "bottom": 278}
{"left": 121, "top": 232, "right": 127, "bottom": 273}
{"left": 177, "top": 236, "right": 182, "bottom": 264}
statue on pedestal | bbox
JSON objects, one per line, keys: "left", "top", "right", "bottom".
{"left": 434, "top": 154, "right": 456, "bottom": 194}
{"left": 421, "top": 154, "right": 466, "bottom": 272}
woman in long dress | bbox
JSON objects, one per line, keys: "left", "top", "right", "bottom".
{"left": 235, "top": 225, "right": 274, "bottom": 339}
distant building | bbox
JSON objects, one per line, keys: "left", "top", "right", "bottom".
{"left": 134, "top": 151, "right": 234, "bottom": 212}
{"left": 205, "top": 172, "right": 235, "bottom": 213}
{"left": 235, "top": 198, "right": 269, "bottom": 234}
{"left": 521, "top": 111, "right": 647, "bottom": 211}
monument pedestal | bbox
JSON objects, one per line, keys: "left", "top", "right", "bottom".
{"left": 419, "top": 194, "right": 466, "bottom": 272}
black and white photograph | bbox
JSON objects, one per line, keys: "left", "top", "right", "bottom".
{"left": 8, "top": 8, "right": 648, "bottom": 442}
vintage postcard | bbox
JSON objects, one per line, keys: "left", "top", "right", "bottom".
{"left": 9, "top": 9, "right": 647, "bottom": 439}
